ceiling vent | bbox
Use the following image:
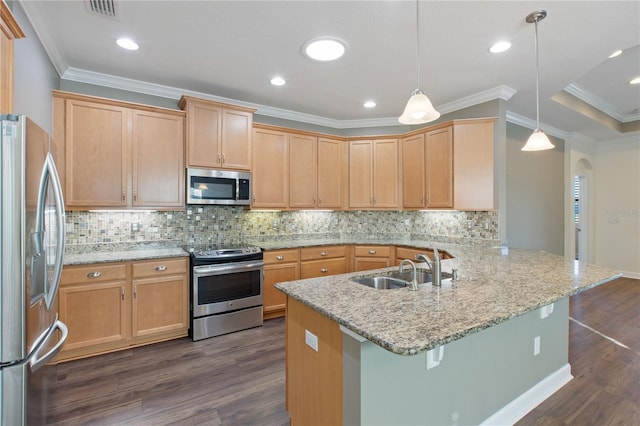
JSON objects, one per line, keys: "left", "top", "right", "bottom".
{"left": 86, "top": 0, "right": 118, "bottom": 19}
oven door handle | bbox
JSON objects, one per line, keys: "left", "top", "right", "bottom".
{"left": 193, "top": 261, "right": 264, "bottom": 276}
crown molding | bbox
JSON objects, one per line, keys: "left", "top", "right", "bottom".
{"left": 597, "top": 133, "right": 640, "bottom": 149}
{"left": 61, "top": 67, "right": 517, "bottom": 129}
{"left": 505, "top": 111, "right": 572, "bottom": 140}
{"left": 17, "top": 0, "right": 67, "bottom": 76}
{"left": 565, "top": 83, "right": 640, "bottom": 123}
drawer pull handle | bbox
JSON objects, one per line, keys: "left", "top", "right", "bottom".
{"left": 87, "top": 272, "right": 102, "bottom": 278}
{"left": 320, "top": 251, "right": 328, "bottom": 256}
{"left": 368, "top": 250, "right": 376, "bottom": 255}
{"left": 155, "top": 266, "right": 167, "bottom": 272}
{"left": 320, "top": 268, "right": 328, "bottom": 273}
{"left": 276, "top": 255, "right": 284, "bottom": 260}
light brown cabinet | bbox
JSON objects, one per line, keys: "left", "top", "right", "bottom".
{"left": 317, "top": 137, "right": 344, "bottom": 209}
{"left": 300, "top": 245, "right": 348, "bottom": 279}
{"left": 353, "top": 245, "right": 393, "bottom": 272}
{"left": 401, "top": 119, "right": 495, "bottom": 210}
{"left": 179, "top": 95, "right": 255, "bottom": 170}
{"left": 57, "top": 257, "right": 189, "bottom": 362}
{"left": 53, "top": 91, "right": 185, "bottom": 210}
{"left": 0, "top": 1, "right": 25, "bottom": 113}
{"left": 263, "top": 249, "right": 300, "bottom": 319}
{"left": 252, "top": 126, "right": 289, "bottom": 208}
{"left": 349, "top": 139, "right": 399, "bottom": 209}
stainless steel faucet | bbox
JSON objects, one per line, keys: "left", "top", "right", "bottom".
{"left": 399, "top": 259, "right": 419, "bottom": 290}
{"left": 415, "top": 249, "right": 442, "bottom": 286}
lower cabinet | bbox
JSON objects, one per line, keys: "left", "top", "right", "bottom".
{"left": 353, "top": 245, "right": 393, "bottom": 271}
{"left": 57, "top": 257, "right": 188, "bottom": 362}
{"left": 263, "top": 249, "right": 300, "bottom": 320}
{"left": 300, "top": 245, "right": 348, "bottom": 279}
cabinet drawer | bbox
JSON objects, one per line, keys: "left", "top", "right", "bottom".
{"left": 300, "top": 245, "right": 346, "bottom": 261}
{"left": 61, "top": 264, "right": 127, "bottom": 285}
{"left": 396, "top": 247, "right": 432, "bottom": 261}
{"left": 264, "top": 249, "right": 300, "bottom": 264}
{"left": 300, "top": 258, "right": 347, "bottom": 279}
{"left": 354, "top": 245, "right": 391, "bottom": 258}
{"left": 132, "top": 258, "right": 188, "bottom": 278}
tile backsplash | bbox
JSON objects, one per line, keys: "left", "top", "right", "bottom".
{"left": 65, "top": 208, "right": 498, "bottom": 249}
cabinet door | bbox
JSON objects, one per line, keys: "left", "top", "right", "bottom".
{"left": 372, "top": 139, "right": 399, "bottom": 208}
{"left": 185, "top": 101, "right": 222, "bottom": 168}
{"left": 289, "top": 134, "right": 317, "bottom": 208}
{"left": 131, "top": 274, "right": 189, "bottom": 338}
{"left": 402, "top": 134, "right": 426, "bottom": 208}
{"left": 132, "top": 110, "right": 185, "bottom": 208}
{"left": 317, "top": 138, "right": 343, "bottom": 209}
{"left": 59, "top": 280, "right": 129, "bottom": 352}
{"left": 65, "top": 100, "right": 129, "bottom": 207}
{"left": 453, "top": 121, "right": 494, "bottom": 210}
{"left": 426, "top": 126, "right": 453, "bottom": 208}
{"left": 221, "top": 109, "right": 253, "bottom": 170}
{"left": 0, "top": 3, "right": 24, "bottom": 113}
{"left": 348, "top": 141, "right": 373, "bottom": 208}
{"left": 252, "top": 128, "right": 289, "bottom": 208}
{"left": 263, "top": 262, "right": 299, "bottom": 319}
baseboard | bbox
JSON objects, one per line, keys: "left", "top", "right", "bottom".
{"left": 622, "top": 271, "right": 640, "bottom": 279}
{"left": 480, "top": 363, "right": 573, "bottom": 426}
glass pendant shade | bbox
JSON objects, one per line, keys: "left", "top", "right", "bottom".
{"left": 522, "top": 129, "right": 555, "bottom": 151}
{"left": 399, "top": 89, "right": 441, "bottom": 124}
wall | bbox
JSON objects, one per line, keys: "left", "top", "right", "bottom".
{"left": 506, "top": 123, "right": 565, "bottom": 255}
{"left": 64, "top": 208, "right": 498, "bottom": 251}
{"left": 594, "top": 138, "right": 640, "bottom": 277}
{"left": 10, "top": 1, "right": 58, "bottom": 133}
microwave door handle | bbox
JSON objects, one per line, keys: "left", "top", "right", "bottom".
{"left": 236, "top": 178, "right": 240, "bottom": 201}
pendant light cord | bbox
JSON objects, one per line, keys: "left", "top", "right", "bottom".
{"left": 415, "top": 0, "right": 420, "bottom": 89}
{"left": 534, "top": 18, "right": 540, "bottom": 131}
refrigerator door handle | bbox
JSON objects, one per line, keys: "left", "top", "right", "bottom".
{"left": 33, "top": 152, "right": 66, "bottom": 310}
{"left": 29, "top": 319, "right": 68, "bottom": 372}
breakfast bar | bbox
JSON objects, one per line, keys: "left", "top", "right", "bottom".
{"left": 276, "top": 244, "right": 621, "bottom": 425}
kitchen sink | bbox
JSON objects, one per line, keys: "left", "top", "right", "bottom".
{"left": 350, "top": 276, "right": 409, "bottom": 290}
{"left": 351, "top": 268, "right": 454, "bottom": 289}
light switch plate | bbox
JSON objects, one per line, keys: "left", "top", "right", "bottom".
{"left": 305, "top": 330, "right": 318, "bottom": 352}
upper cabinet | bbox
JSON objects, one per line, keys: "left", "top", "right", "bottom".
{"left": 349, "top": 138, "right": 399, "bottom": 209}
{"left": 179, "top": 95, "right": 255, "bottom": 171}
{"left": 401, "top": 119, "right": 495, "bottom": 211}
{"left": 252, "top": 126, "right": 289, "bottom": 208}
{"left": 53, "top": 91, "right": 185, "bottom": 210}
{"left": 1, "top": 1, "right": 25, "bottom": 113}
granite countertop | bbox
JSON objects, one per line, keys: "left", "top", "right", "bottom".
{"left": 275, "top": 243, "right": 621, "bottom": 356}
{"left": 64, "top": 245, "right": 190, "bottom": 265}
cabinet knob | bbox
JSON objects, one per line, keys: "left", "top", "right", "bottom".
{"left": 368, "top": 250, "right": 376, "bottom": 255}
{"left": 320, "top": 251, "right": 328, "bottom": 256}
{"left": 133, "top": 285, "right": 137, "bottom": 298}
{"left": 320, "top": 268, "right": 328, "bottom": 273}
{"left": 276, "top": 255, "right": 284, "bottom": 261}
{"left": 122, "top": 188, "right": 126, "bottom": 202}
{"left": 121, "top": 287, "right": 125, "bottom": 301}
{"left": 155, "top": 265, "right": 167, "bottom": 272}
{"left": 133, "top": 190, "right": 137, "bottom": 202}
{"left": 222, "top": 153, "right": 226, "bottom": 163}
{"left": 87, "top": 271, "right": 102, "bottom": 278}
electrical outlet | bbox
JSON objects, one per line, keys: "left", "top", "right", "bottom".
{"left": 305, "top": 330, "right": 318, "bottom": 352}
{"left": 534, "top": 336, "right": 540, "bottom": 356}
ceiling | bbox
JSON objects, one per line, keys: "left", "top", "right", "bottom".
{"left": 18, "top": 0, "right": 640, "bottom": 142}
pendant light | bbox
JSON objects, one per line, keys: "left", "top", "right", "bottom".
{"left": 522, "top": 10, "right": 555, "bottom": 151}
{"left": 399, "top": 0, "right": 440, "bottom": 124}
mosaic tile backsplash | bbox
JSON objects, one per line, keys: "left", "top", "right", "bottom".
{"left": 65, "top": 208, "right": 499, "bottom": 250}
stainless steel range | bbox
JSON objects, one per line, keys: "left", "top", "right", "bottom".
{"left": 189, "top": 245, "right": 264, "bottom": 341}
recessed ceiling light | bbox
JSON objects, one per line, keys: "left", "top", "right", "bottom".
{"left": 609, "top": 49, "right": 623, "bottom": 58}
{"left": 489, "top": 41, "right": 511, "bottom": 53}
{"left": 116, "top": 37, "right": 139, "bottom": 50}
{"left": 629, "top": 76, "right": 640, "bottom": 85}
{"left": 303, "top": 37, "right": 347, "bottom": 61}
{"left": 270, "top": 77, "right": 286, "bottom": 86}
{"left": 363, "top": 101, "right": 376, "bottom": 108}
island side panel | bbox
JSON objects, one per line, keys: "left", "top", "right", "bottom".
{"left": 286, "top": 296, "right": 343, "bottom": 425}
{"left": 342, "top": 299, "right": 570, "bottom": 425}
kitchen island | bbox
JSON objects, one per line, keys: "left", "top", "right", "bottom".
{"left": 275, "top": 244, "right": 620, "bottom": 425}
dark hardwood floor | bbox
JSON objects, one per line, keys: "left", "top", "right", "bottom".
{"left": 41, "top": 277, "right": 638, "bottom": 425}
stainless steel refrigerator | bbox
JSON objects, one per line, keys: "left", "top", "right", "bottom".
{"left": 1, "top": 114, "right": 68, "bottom": 425}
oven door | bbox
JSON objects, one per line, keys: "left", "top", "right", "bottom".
{"left": 192, "top": 260, "right": 263, "bottom": 317}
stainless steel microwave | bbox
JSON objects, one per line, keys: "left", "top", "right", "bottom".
{"left": 186, "top": 168, "right": 251, "bottom": 205}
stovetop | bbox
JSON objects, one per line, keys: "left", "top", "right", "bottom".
{"left": 187, "top": 244, "right": 263, "bottom": 263}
